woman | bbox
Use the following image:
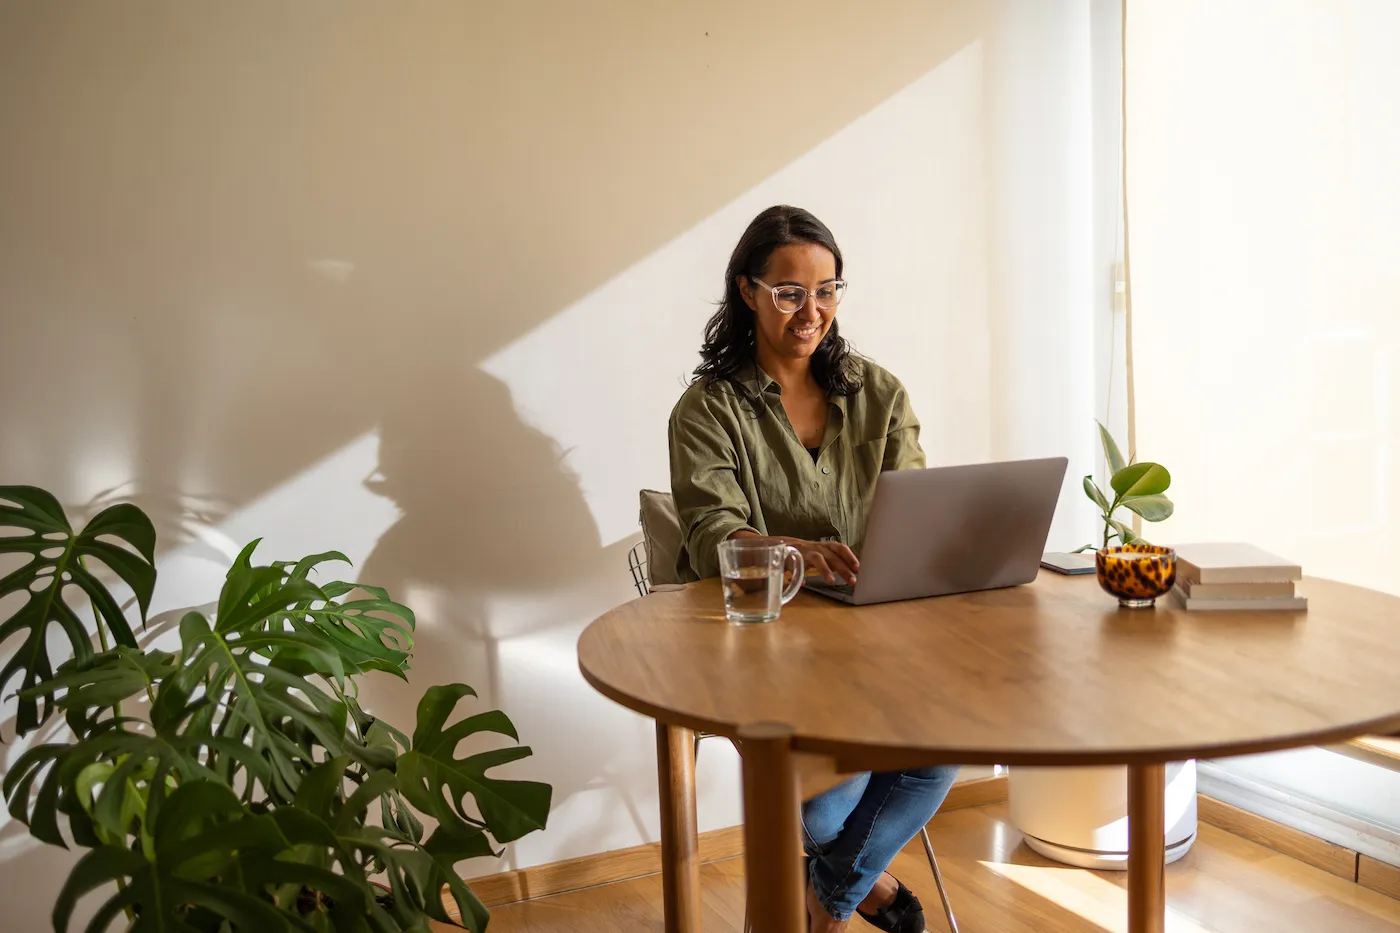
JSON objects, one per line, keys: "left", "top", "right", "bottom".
{"left": 667, "top": 205, "right": 959, "bottom": 932}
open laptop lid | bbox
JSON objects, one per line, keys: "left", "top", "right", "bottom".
{"left": 839, "top": 456, "right": 1068, "bottom": 605}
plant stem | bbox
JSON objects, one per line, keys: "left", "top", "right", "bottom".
{"left": 77, "top": 555, "right": 133, "bottom": 722}
{"left": 74, "top": 555, "right": 112, "bottom": 653}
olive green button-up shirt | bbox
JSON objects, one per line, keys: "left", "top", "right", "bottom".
{"left": 667, "top": 358, "right": 926, "bottom": 582}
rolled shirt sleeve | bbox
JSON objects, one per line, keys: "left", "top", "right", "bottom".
{"left": 668, "top": 411, "right": 758, "bottom": 580}
{"left": 881, "top": 382, "right": 927, "bottom": 472}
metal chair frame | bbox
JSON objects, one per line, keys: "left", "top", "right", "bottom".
{"left": 626, "top": 538, "right": 959, "bottom": 931}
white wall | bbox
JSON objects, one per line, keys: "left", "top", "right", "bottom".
{"left": 0, "top": 1, "right": 1108, "bottom": 926}
{"left": 1211, "top": 749, "right": 1400, "bottom": 834}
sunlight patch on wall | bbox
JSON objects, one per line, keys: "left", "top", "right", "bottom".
{"left": 482, "top": 43, "right": 991, "bottom": 547}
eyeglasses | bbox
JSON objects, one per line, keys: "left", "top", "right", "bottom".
{"left": 751, "top": 278, "right": 848, "bottom": 313}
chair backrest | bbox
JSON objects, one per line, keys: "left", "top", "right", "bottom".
{"left": 638, "top": 489, "right": 684, "bottom": 589}
{"left": 627, "top": 540, "right": 649, "bottom": 598}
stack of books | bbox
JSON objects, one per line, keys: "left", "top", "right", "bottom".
{"left": 1170, "top": 542, "right": 1307, "bottom": 611}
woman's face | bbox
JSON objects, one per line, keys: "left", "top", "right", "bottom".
{"left": 739, "top": 242, "right": 838, "bottom": 365}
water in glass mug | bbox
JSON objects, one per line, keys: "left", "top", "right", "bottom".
{"left": 722, "top": 565, "right": 782, "bottom": 623}
{"left": 716, "top": 538, "right": 804, "bottom": 623}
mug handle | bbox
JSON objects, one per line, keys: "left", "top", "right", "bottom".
{"left": 779, "top": 546, "right": 805, "bottom": 605}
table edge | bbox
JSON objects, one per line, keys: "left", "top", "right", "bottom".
{"left": 579, "top": 655, "right": 1400, "bottom": 770}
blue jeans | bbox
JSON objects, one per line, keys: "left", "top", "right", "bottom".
{"left": 801, "top": 766, "right": 960, "bottom": 920}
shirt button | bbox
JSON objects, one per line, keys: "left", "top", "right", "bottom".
{"left": 812, "top": 480, "right": 820, "bottom": 489}
{"left": 821, "top": 466, "right": 831, "bottom": 475}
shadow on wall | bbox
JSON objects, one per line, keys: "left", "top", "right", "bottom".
{"left": 360, "top": 361, "right": 602, "bottom": 699}
{"left": 356, "top": 358, "right": 655, "bottom": 860}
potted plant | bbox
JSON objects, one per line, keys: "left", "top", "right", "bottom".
{"left": 1078, "top": 422, "right": 1174, "bottom": 551}
{"left": 0, "top": 485, "right": 551, "bottom": 931}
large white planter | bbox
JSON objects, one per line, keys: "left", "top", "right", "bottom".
{"left": 1008, "top": 762, "right": 1199, "bottom": 869}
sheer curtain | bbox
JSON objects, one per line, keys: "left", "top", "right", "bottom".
{"left": 1126, "top": 0, "right": 1400, "bottom": 595}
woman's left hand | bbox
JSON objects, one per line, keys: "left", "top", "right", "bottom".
{"left": 782, "top": 537, "right": 859, "bottom": 585}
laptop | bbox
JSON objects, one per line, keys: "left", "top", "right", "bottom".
{"left": 805, "top": 456, "right": 1068, "bottom": 605}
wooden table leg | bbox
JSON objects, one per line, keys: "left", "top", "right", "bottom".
{"left": 1127, "top": 762, "right": 1167, "bottom": 933}
{"left": 739, "top": 722, "right": 805, "bottom": 933}
{"left": 657, "top": 722, "right": 701, "bottom": 933}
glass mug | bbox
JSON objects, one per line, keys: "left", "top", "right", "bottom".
{"left": 717, "top": 538, "right": 805, "bottom": 624}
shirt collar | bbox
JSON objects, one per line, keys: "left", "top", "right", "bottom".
{"left": 740, "top": 362, "right": 780, "bottom": 396}
{"left": 738, "top": 360, "right": 849, "bottom": 414}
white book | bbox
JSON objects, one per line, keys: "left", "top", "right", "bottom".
{"left": 1179, "top": 580, "right": 1296, "bottom": 599}
{"left": 1173, "top": 542, "right": 1302, "bottom": 585}
{"left": 1169, "top": 584, "right": 1308, "bottom": 612}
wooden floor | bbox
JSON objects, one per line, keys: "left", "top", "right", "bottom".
{"left": 470, "top": 803, "right": 1400, "bottom": 932}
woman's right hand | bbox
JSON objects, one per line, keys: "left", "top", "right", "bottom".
{"left": 727, "top": 531, "right": 859, "bottom": 585}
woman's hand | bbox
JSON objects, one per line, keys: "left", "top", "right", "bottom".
{"left": 730, "top": 530, "right": 859, "bottom": 585}
{"left": 787, "top": 538, "right": 859, "bottom": 585}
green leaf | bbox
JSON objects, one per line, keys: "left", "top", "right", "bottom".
{"left": 1121, "top": 493, "right": 1174, "bottom": 523}
{"left": 1, "top": 514, "right": 528, "bottom": 932}
{"left": 1109, "top": 462, "right": 1171, "bottom": 499}
{"left": 4, "top": 741, "right": 72, "bottom": 846}
{"left": 1097, "top": 421, "right": 1127, "bottom": 476}
{"left": 0, "top": 486, "right": 157, "bottom": 735}
{"left": 176, "top": 619, "right": 352, "bottom": 803}
{"left": 271, "top": 583, "right": 415, "bottom": 681}
{"left": 21, "top": 647, "right": 177, "bottom": 713}
{"left": 1082, "top": 476, "right": 1110, "bottom": 514}
{"left": 423, "top": 821, "right": 494, "bottom": 931}
{"left": 54, "top": 781, "right": 325, "bottom": 933}
{"left": 398, "top": 685, "right": 552, "bottom": 848}
{"left": 1109, "top": 519, "right": 1144, "bottom": 544}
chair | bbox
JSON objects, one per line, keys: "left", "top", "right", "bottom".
{"left": 630, "top": 490, "right": 960, "bottom": 932}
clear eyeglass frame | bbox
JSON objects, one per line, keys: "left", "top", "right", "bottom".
{"left": 751, "top": 278, "right": 848, "bottom": 313}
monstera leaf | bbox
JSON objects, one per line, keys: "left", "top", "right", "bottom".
{"left": 5, "top": 648, "right": 198, "bottom": 850}
{"left": 270, "top": 551, "right": 415, "bottom": 682}
{"left": 7, "top": 661, "right": 232, "bottom": 853}
{"left": 397, "top": 685, "right": 552, "bottom": 850}
{"left": 0, "top": 485, "right": 156, "bottom": 735}
{"left": 177, "top": 610, "right": 351, "bottom": 804}
{"left": 0, "top": 491, "right": 551, "bottom": 933}
{"left": 53, "top": 780, "right": 356, "bottom": 933}
{"left": 293, "top": 757, "right": 491, "bottom": 932}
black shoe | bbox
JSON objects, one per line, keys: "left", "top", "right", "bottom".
{"left": 856, "top": 877, "right": 925, "bottom": 933}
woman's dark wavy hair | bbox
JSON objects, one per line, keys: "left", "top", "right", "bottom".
{"left": 692, "top": 205, "right": 862, "bottom": 397}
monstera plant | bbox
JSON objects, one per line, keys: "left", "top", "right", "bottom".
{"left": 1078, "top": 422, "right": 1175, "bottom": 551}
{"left": 0, "top": 485, "right": 550, "bottom": 932}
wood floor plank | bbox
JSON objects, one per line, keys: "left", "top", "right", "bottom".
{"left": 457, "top": 778, "right": 1005, "bottom": 913}
{"left": 460, "top": 803, "right": 1400, "bottom": 933}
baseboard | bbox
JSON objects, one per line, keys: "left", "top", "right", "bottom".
{"left": 463, "top": 825, "right": 745, "bottom": 909}
{"left": 1197, "top": 760, "right": 1400, "bottom": 868}
{"left": 450, "top": 774, "right": 1007, "bottom": 913}
{"left": 450, "top": 773, "right": 1400, "bottom": 920}
{"left": 1360, "top": 855, "right": 1400, "bottom": 900}
{"left": 944, "top": 772, "right": 1008, "bottom": 810}
{"left": 1197, "top": 795, "right": 1358, "bottom": 880}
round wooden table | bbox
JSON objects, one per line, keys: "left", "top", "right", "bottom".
{"left": 577, "top": 573, "right": 1400, "bottom": 933}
